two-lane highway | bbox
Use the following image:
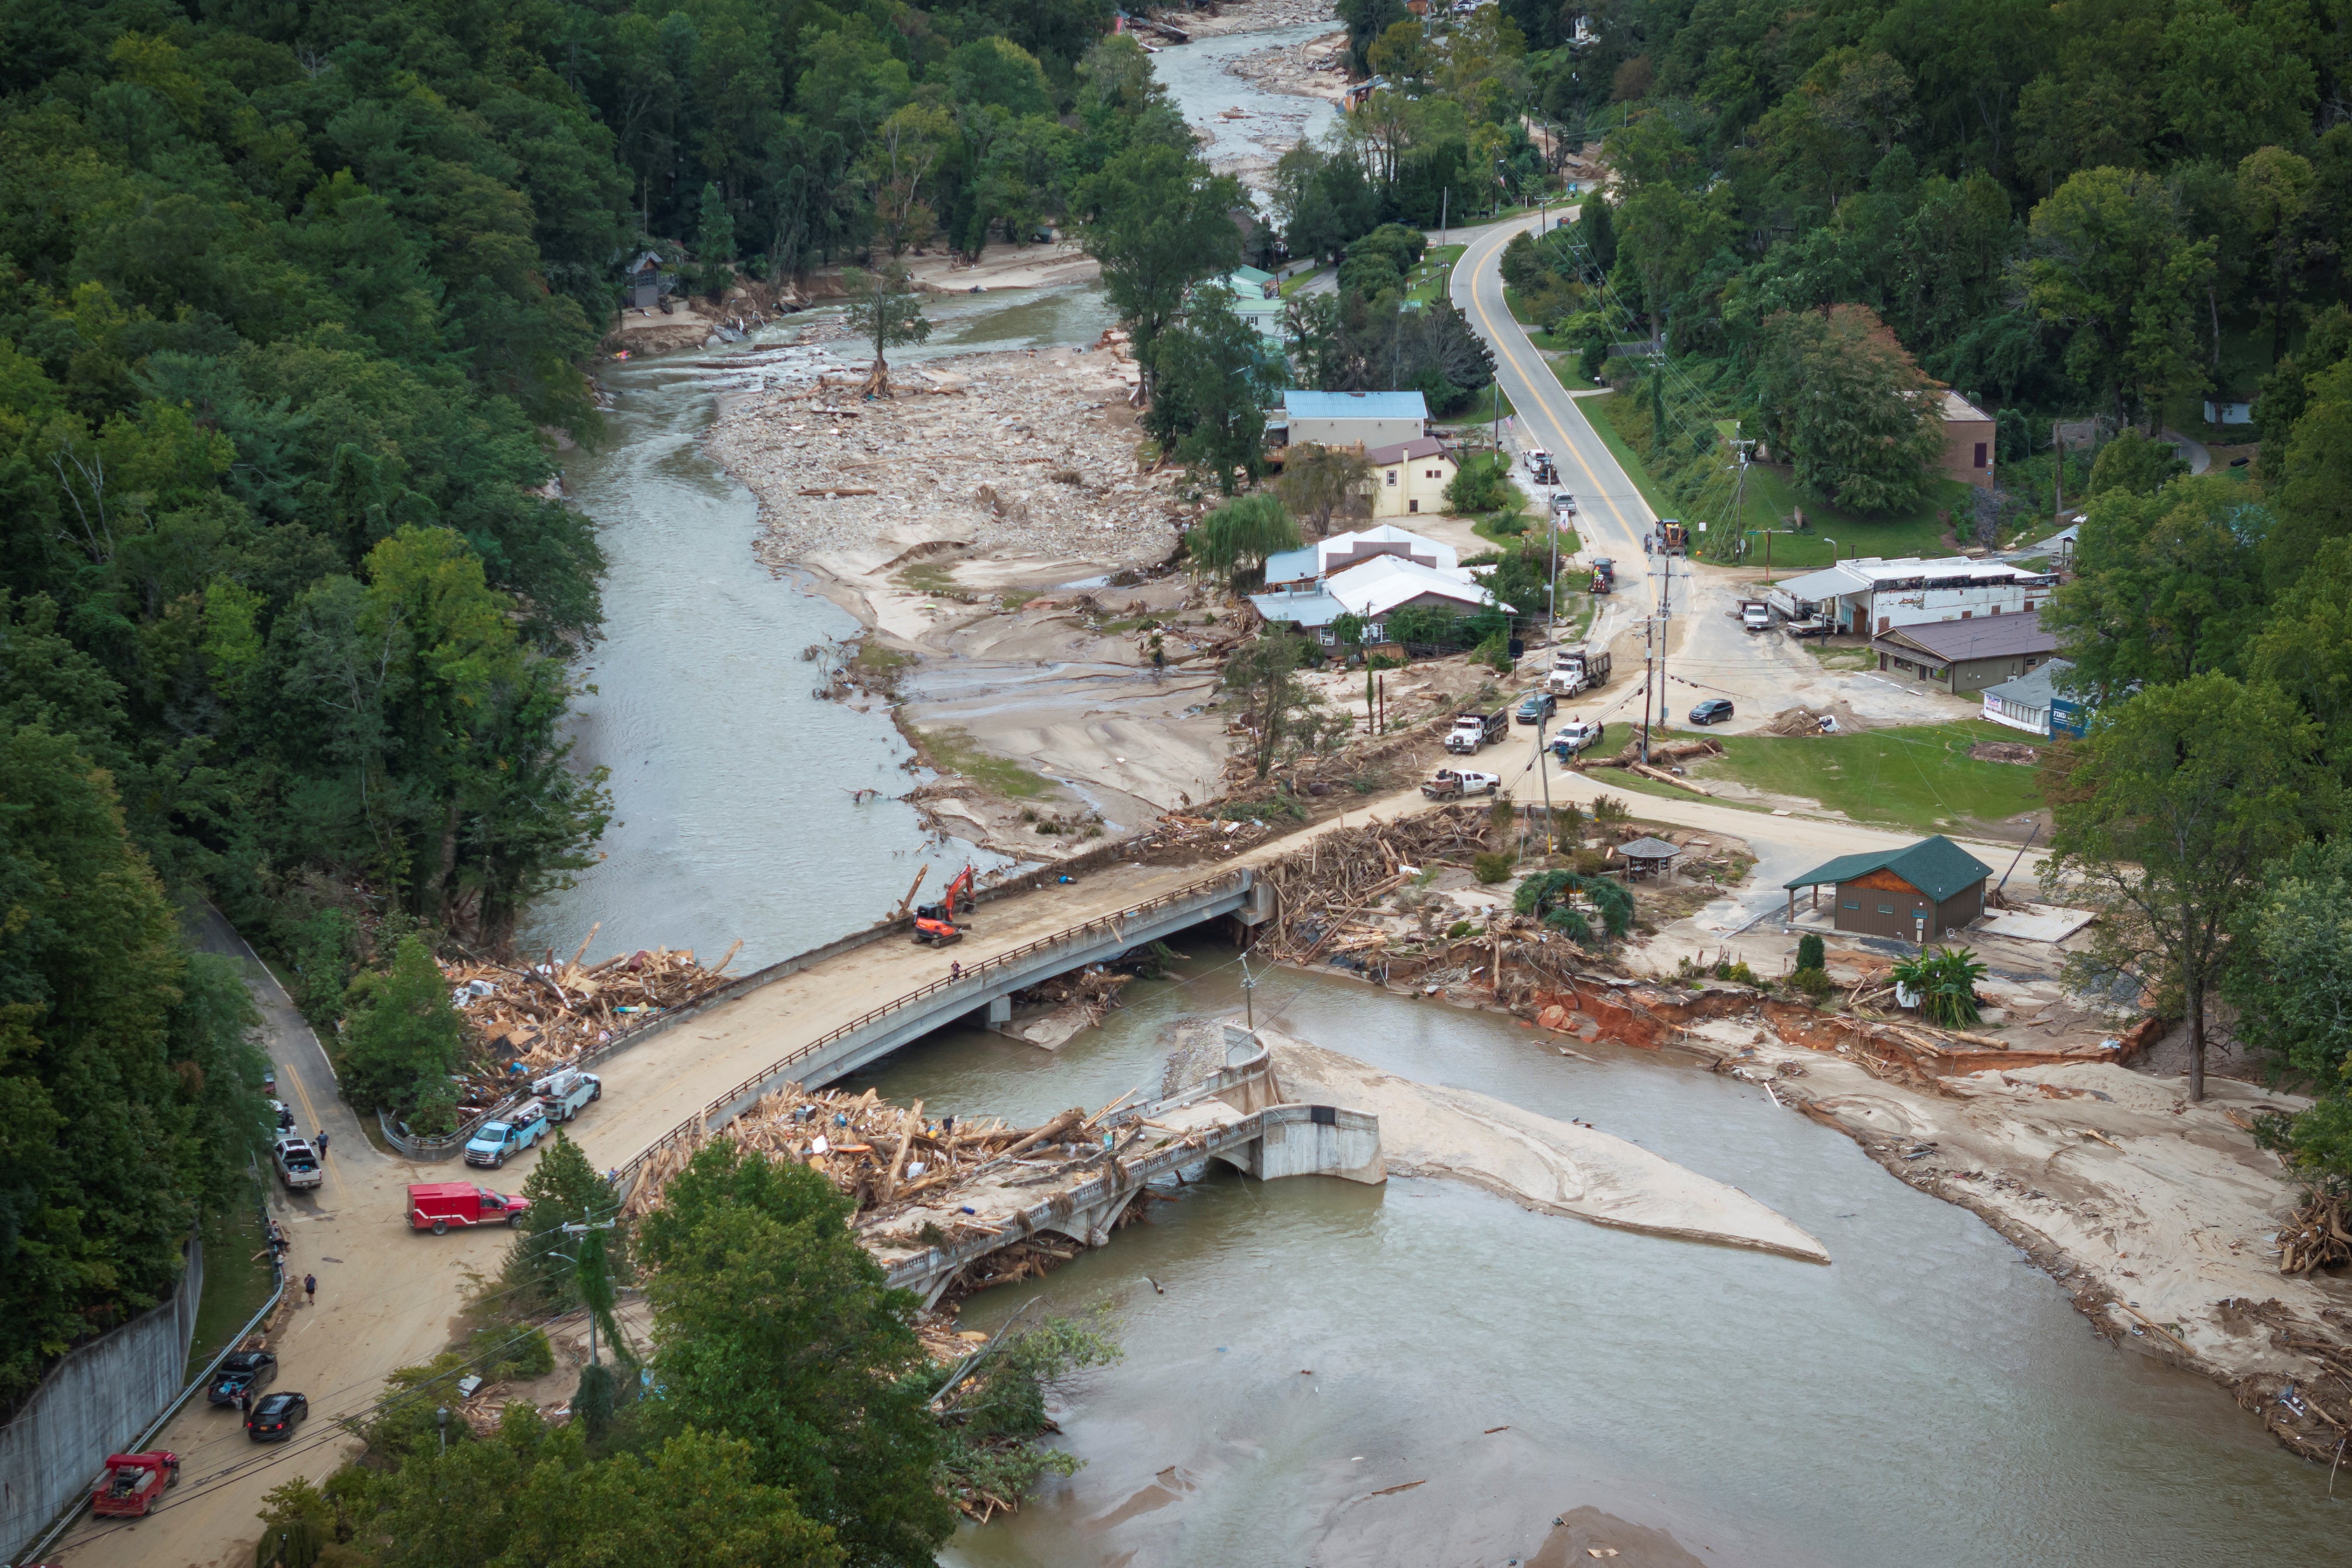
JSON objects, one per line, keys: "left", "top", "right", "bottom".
{"left": 1449, "top": 213, "right": 1657, "bottom": 575}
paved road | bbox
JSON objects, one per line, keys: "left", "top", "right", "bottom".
{"left": 51, "top": 918, "right": 523, "bottom": 1568}
{"left": 1450, "top": 212, "right": 1656, "bottom": 575}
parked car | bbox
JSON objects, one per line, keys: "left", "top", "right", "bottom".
{"left": 246, "top": 1392, "right": 307, "bottom": 1442}
{"left": 272, "top": 1137, "right": 323, "bottom": 1191}
{"left": 464, "top": 1100, "right": 552, "bottom": 1168}
{"left": 1688, "top": 698, "right": 1735, "bottom": 726}
{"left": 207, "top": 1350, "right": 278, "bottom": 1407}
{"left": 1514, "top": 691, "right": 1557, "bottom": 725}
{"left": 409, "top": 1181, "right": 531, "bottom": 1234}
{"left": 1551, "top": 718, "right": 1606, "bottom": 757}
{"left": 89, "top": 1452, "right": 178, "bottom": 1518}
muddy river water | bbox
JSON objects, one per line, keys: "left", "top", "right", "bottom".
{"left": 525, "top": 31, "right": 2347, "bottom": 1566}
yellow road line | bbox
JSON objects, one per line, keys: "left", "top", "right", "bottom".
{"left": 1453, "top": 219, "right": 1659, "bottom": 608}
{"left": 279, "top": 1062, "right": 351, "bottom": 1209}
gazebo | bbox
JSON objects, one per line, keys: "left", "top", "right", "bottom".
{"left": 1614, "top": 836, "right": 1682, "bottom": 879}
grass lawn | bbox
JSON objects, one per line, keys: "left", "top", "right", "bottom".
{"left": 1453, "top": 382, "right": 1513, "bottom": 423}
{"left": 1583, "top": 393, "right": 1680, "bottom": 521}
{"left": 914, "top": 727, "right": 1055, "bottom": 799}
{"left": 189, "top": 1197, "right": 278, "bottom": 1370}
{"left": 1279, "top": 266, "right": 1329, "bottom": 299}
{"left": 1731, "top": 463, "right": 1976, "bottom": 574}
{"left": 1547, "top": 354, "right": 1597, "bottom": 392}
{"left": 1690, "top": 719, "right": 2045, "bottom": 835}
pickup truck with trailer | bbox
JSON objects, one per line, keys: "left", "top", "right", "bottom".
{"left": 1738, "top": 599, "right": 1772, "bottom": 631}
{"left": 409, "top": 1182, "right": 531, "bottom": 1234}
{"left": 1550, "top": 717, "right": 1607, "bottom": 757}
{"left": 1545, "top": 646, "right": 1613, "bottom": 697}
{"left": 272, "top": 1137, "right": 323, "bottom": 1191}
{"left": 530, "top": 1067, "right": 603, "bottom": 1124}
{"left": 1420, "top": 768, "right": 1502, "bottom": 799}
{"left": 464, "top": 1100, "right": 551, "bottom": 1168}
{"left": 1444, "top": 707, "right": 1509, "bottom": 754}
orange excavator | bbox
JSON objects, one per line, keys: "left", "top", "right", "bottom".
{"left": 911, "top": 864, "right": 977, "bottom": 946}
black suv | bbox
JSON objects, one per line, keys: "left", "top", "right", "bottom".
{"left": 1688, "top": 698, "right": 1735, "bottom": 726}
{"left": 246, "top": 1391, "right": 307, "bottom": 1442}
{"left": 208, "top": 1350, "right": 278, "bottom": 1407}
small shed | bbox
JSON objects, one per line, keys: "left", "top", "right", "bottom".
{"left": 1783, "top": 835, "right": 1991, "bottom": 943}
{"left": 624, "top": 250, "right": 675, "bottom": 310}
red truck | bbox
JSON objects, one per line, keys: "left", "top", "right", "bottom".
{"left": 407, "top": 1182, "right": 531, "bottom": 1234}
{"left": 90, "top": 1451, "right": 179, "bottom": 1518}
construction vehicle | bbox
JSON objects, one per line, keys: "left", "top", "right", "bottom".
{"left": 1652, "top": 519, "right": 1689, "bottom": 554}
{"left": 912, "top": 913, "right": 967, "bottom": 946}
{"left": 90, "top": 1452, "right": 179, "bottom": 1519}
{"left": 1545, "top": 645, "right": 1612, "bottom": 697}
{"left": 1445, "top": 707, "right": 1510, "bottom": 754}
{"left": 913, "top": 864, "right": 976, "bottom": 925}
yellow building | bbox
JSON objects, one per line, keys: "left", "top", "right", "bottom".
{"left": 1366, "top": 436, "right": 1455, "bottom": 518}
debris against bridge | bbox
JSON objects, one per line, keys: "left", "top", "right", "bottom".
{"left": 619, "top": 1029, "right": 1383, "bottom": 1304}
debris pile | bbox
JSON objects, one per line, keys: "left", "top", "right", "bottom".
{"left": 714, "top": 349, "right": 1187, "bottom": 576}
{"left": 440, "top": 928, "right": 741, "bottom": 1103}
{"left": 1766, "top": 706, "right": 1838, "bottom": 736}
{"left": 2275, "top": 1189, "right": 2351, "bottom": 1275}
{"left": 621, "top": 1082, "right": 1144, "bottom": 1224}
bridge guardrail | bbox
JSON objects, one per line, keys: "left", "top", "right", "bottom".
{"left": 611, "top": 867, "right": 1251, "bottom": 1195}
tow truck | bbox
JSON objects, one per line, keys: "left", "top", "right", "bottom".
{"left": 90, "top": 1452, "right": 179, "bottom": 1519}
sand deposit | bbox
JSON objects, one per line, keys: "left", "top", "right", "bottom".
{"left": 1173, "top": 0, "right": 1338, "bottom": 37}
{"left": 1225, "top": 26, "right": 1348, "bottom": 105}
{"left": 1264, "top": 1033, "right": 1832, "bottom": 1264}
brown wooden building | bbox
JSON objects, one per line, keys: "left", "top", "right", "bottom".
{"left": 1783, "top": 835, "right": 1993, "bottom": 943}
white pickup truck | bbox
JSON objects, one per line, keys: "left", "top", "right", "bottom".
{"left": 1738, "top": 599, "right": 1772, "bottom": 631}
{"left": 1421, "top": 768, "right": 1502, "bottom": 799}
{"left": 272, "top": 1137, "right": 323, "bottom": 1191}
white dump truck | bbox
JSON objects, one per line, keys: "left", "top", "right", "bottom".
{"left": 1545, "top": 645, "right": 1613, "bottom": 697}
{"left": 1445, "top": 707, "right": 1509, "bottom": 754}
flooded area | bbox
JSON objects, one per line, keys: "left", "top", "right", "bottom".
{"left": 853, "top": 954, "right": 2347, "bottom": 1568}
{"left": 520, "top": 23, "right": 2344, "bottom": 1563}
{"left": 1152, "top": 21, "right": 1340, "bottom": 189}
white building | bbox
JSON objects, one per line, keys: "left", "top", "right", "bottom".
{"left": 1981, "top": 659, "right": 2076, "bottom": 737}
{"left": 1250, "top": 527, "right": 1497, "bottom": 643}
{"left": 1770, "top": 556, "right": 2060, "bottom": 638}
{"left": 1260, "top": 524, "right": 1458, "bottom": 592}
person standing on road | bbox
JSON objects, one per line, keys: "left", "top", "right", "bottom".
{"left": 238, "top": 1388, "right": 251, "bottom": 1418}
{"left": 314, "top": 1129, "right": 328, "bottom": 1157}
{"left": 303, "top": 1272, "right": 317, "bottom": 1306}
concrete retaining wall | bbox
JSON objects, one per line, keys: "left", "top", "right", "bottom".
{"left": 0, "top": 1238, "right": 201, "bottom": 1563}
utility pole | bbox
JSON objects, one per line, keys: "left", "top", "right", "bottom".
{"left": 1536, "top": 715, "right": 1555, "bottom": 856}
{"left": 1439, "top": 187, "right": 1448, "bottom": 250}
{"left": 1653, "top": 549, "right": 1676, "bottom": 747}
{"left": 561, "top": 1218, "right": 620, "bottom": 1369}
{"left": 2052, "top": 418, "right": 2064, "bottom": 524}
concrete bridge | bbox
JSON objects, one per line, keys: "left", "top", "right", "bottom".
{"left": 594, "top": 866, "right": 1272, "bottom": 1197}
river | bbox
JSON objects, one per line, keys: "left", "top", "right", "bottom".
{"left": 524, "top": 26, "right": 2346, "bottom": 1564}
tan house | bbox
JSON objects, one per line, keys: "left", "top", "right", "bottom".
{"left": 1365, "top": 436, "right": 1455, "bottom": 518}
{"left": 1938, "top": 390, "right": 1996, "bottom": 489}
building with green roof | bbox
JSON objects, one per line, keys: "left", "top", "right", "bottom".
{"left": 1782, "top": 835, "right": 1993, "bottom": 943}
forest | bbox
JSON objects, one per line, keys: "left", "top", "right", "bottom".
{"left": 0, "top": 0, "right": 1226, "bottom": 1408}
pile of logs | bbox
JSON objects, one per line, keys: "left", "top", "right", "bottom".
{"left": 621, "top": 1084, "right": 1139, "bottom": 1224}
{"left": 1253, "top": 805, "right": 1500, "bottom": 961}
{"left": 2277, "top": 1188, "right": 2351, "bottom": 1275}
{"left": 440, "top": 925, "right": 742, "bottom": 1103}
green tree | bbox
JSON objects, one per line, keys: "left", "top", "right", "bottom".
{"left": 2046, "top": 673, "right": 2335, "bottom": 1100}
{"left": 338, "top": 934, "right": 466, "bottom": 1121}
{"left": 2086, "top": 428, "right": 2188, "bottom": 497}
{"left": 841, "top": 262, "right": 932, "bottom": 399}
{"left": 695, "top": 182, "right": 736, "bottom": 295}
{"left": 1220, "top": 631, "right": 1331, "bottom": 778}
{"left": 1150, "top": 297, "right": 1274, "bottom": 496}
{"left": 503, "top": 1131, "right": 624, "bottom": 1311}
{"left": 2023, "top": 168, "right": 2212, "bottom": 427}
{"left": 1275, "top": 443, "right": 1375, "bottom": 539}
{"left": 2040, "top": 477, "right": 2272, "bottom": 691}
{"left": 1079, "top": 143, "right": 1244, "bottom": 394}
{"left": 1756, "top": 304, "right": 1942, "bottom": 514}
{"left": 1187, "top": 494, "right": 1300, "bottom": 582}
{"left": 637, "top": 1142, "right": 953, "bottom": 1568}
{"left": 2228, "top": 839, "right": 2352, "bottom": 1091}
{"left": 860, "top": 103, "right": 957, "bottom": 258}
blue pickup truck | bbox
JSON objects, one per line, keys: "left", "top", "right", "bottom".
{"left": 464, "top": 1100, "right": 551, "bottom": 1169}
